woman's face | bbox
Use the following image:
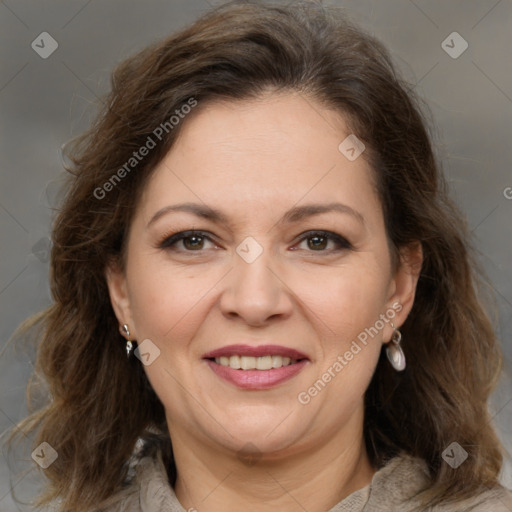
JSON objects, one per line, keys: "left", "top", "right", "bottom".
{"left": 107, "top": 92, "right": 420, "bottom": 459}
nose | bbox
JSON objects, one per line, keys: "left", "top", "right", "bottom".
{"left": 219, "top": 245, "right": 294, "bottom": 327}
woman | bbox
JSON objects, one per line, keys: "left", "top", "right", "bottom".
{"left": 7, "top": 1, "right": 512, "bottom": 511}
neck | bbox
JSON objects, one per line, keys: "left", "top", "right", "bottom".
{"left": 170, "top": 411, "right": 375, "bottom": 511}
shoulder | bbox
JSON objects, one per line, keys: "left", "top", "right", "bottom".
{"left": 361, "top": 453, "right": 512, "bottom": 512}
{"left": 433, "top": 486, "right": 512, "bottom": 512}
{"left": 92, "top": 436, "right": 180, "bottom": 512}
{"left": 97, "top": 438, "right": 183, "bottom": 512}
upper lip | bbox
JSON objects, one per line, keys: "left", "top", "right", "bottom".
{"left": 203, "top": 344, "right": 309, "bottom": 360}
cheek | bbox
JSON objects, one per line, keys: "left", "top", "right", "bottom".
{"left": 293, "top": 261, "right": 390, "bottom": 343}
{"left": 126, "top": 256, "right": 220, "bottom": 342}
{"left": 300, "top": 267, "right": 388, "bottom": 410}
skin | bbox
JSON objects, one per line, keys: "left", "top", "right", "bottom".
{"left": 106, "top": 91, "right": 422, "bottom": 511}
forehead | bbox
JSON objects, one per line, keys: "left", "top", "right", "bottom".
{"left": 136, "top": 93, "right": 381, "bottom": 227}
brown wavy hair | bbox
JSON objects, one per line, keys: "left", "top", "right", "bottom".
{"left": 4, "top": 1, "right": 507, "bottom": 510}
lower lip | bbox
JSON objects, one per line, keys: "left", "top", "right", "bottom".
{"left": 206, "top": 360, "right": 308, "bottom": 390}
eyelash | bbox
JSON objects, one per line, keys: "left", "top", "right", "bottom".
{"left": 157, "top": 230, "right": 353, "bottom": 253}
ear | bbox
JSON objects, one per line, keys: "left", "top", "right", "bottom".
{"left": 385, "top": 241, "right": 423, "bottom": 334}
{"left": 105, "top": 259, "right": 136, "bottom": 337}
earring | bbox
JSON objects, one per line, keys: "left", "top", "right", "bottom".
{"left": 385, "top": 322, "right": 406, "bottom": 372}
{"left": 120, "top": 324, "right": 136, "bottom": 359}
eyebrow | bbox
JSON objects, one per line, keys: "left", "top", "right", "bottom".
{"left": 146, "top": 201, "right": 365, "bottom": 229}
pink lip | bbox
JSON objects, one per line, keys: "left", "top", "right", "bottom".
{"left": 203, "top": 344, "right": 309, "bottom": 390}
{"left": 206, "top": 359, "right": 308, "bottom": 390}
{"left": 202, "top": 344, "right": 309, "bottom": 360}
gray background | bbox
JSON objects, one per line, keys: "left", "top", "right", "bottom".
{"left": 1, "top": 0, "right": 511, "bottom": 510}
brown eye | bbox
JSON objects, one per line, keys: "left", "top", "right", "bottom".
{"left": 158, "top": 230, "right": 216, "bottom": 251}
{"left": 294, "top": 231, "right": 352, "bottom": 252}
{"left": 183, "top": 235, "right": 205, "bottom": 250}
{"left": 307, "top": 235, "right": 329, "bottom": 250}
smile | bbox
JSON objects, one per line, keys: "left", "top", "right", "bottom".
{"left": 203, "top": 344, "right": 309, "bottom": 390}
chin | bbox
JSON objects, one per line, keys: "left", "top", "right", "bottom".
{"left": 209, "top": 411, "right": 308, "bottom": 456}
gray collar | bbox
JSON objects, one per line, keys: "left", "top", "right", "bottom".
{"left": 132, "top": 449, "right": 430, "bottom": 511}
{"left": 117, "top": 446, "right": 511, "bottom": 511}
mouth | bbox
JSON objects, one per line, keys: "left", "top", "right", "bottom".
{"left": 203, "top": 344, "right": 309, "bottom": 390}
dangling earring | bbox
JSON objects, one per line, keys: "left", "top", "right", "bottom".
{"left": 386, "top": 322, "right": 406, "bottom": 371}
{"left": 120, "top": 324, "right": 136, "bottom": 359}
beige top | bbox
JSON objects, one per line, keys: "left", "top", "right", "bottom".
{"left": 99, "top": 444, "right": 512, "bottom": 511}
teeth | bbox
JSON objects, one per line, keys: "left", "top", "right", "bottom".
{"left": 229, "top": 355, "right": 240, "bottom": 369}
{"left": 214, "top": 355, "right": 298, "bottom": 370}
{"left": 257, "top": 355, "right": 272, "bottom": 370}
{"left": 241, "top": 356, "right": 256, "bottom": 370}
